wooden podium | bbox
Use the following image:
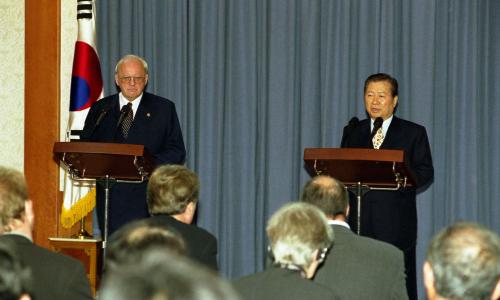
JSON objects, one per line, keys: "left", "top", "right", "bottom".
{"left": 52, "top": 142, "right": 155, "bottom": 267}
{"left": 304, "top": 148, "right": 416, "bottom": 234}
{"left": 53, "top": 141, "right": 155, "bottom": 181}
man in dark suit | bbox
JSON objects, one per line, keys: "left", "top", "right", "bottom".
{"left": 233, "top": 202, "right": 340, "bottom": 300}
{"left": 81, "top": 54, "right": 186, "bottom": 236}
{"left": 147, "top": 164, "right": 218, "bottom": 270}
{"left": 0, "top": 166, "right": 93, "bottom": 300}
{"left": 0, "top": 239, "right": 32, "bottom": 300}
{"left": 300, "top": 175, "right": 408, "bottom": 300}
{"left": 341, "top": 73, "right": 434, "bottom": 299}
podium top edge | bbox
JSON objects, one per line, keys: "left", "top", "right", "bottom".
{"left": 53, "top": 142, "right": 147, "bottom": 156}
{"left": 303, "top": 148, "right": 405, "bottom": 162}
{"left": 49, "top": 237, "right": 102, "bottom": 243}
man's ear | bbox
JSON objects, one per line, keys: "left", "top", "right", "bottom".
{"left": 182, "top": 201, "right": 197, "bottom": 224}
{"left": 491, "top": 280, "right": 500, "bottom": 300}
{"left": 25, "top": 200, "right": 35, "bottom": 228}
{"left": 187, "top": 201, "right": 196, "bottom": 213}
{"left": 423, "top": 261, "right": 436, "bottom": 299}
{"left": 312, "top": 249, "right": 320, "bottom": 262}
{"left": 392, "top": 95, "right": 399, "bottom": 109}
{"left": 302, "top": 249, "right": 321, "bottom": 279}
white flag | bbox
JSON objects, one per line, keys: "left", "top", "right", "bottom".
{"left": 61, "top": 0, "right": 103, "bottom": 228}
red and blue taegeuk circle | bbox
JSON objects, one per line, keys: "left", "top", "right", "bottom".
{"left": 70, "top": 41, "right": 103, "bottom": 112}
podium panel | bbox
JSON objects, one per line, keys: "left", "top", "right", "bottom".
{"left": 304, "top": 148, "right": 416, "bottom": 188}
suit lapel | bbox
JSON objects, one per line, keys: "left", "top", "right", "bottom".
{"left": 381, "top": 116, "right": 402, "bottom": 149}
{"left": 359, "top": 120, "right": 372, "bottom": 148}
{"left": 127, "top": 93, "right": 152, "bottom": 142}
{"left": 109, "top": 95, "right": 122, "bottom": 120}
{"left": 108, "top": 95, "right": 125, "bottom": 142}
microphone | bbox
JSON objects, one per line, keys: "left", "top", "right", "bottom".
{"left": 83, "top": 106, "right": 110, "bottom": 140}
{"left": 341, "top": 117, "right": 359, "bottom": 146}
{"left": 95, "top": 108, "right": 109, "bottom": 128}
{"left": 371, "top": 117, "right": 383, "bottom": 139}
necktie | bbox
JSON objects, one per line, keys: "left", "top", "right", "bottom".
{"left": 372, "top": 127, "right": 384, "bottom": 149}
{"left": 121, "top": 103, "right": 133, "bottom": 139}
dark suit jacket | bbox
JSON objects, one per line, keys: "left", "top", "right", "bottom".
{"left": 0, "top": 234, "right": 93, "bottom": 300}
{"left": 314, "top": 224, "right": 408, "bottom": 300}
{"left": 150, "top": 214, "right": 218, "bottom": 271}
{"left": 81, "top": 92, "right": 186, "bottom": 235}
{"left": 341, "top": 116, "right": 434, "bottom": 250}
{"left": 233, "top": 267, "right": 340, "bottom": 300}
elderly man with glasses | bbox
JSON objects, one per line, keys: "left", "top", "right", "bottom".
{"left": 81, "top": 54, "right": 186, "bottom": 237}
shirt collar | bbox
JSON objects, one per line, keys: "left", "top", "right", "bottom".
{"left": 3, "top": 231, "right": 33, "bottom": 242}
{"left": 119, "top": 92, "right": 143, "bottom": 117}
{"left": 370, "top": 114, "right": 393, "bottom": 136}
{"left": 327, "top": 219, "right": 350, "bottom": 229}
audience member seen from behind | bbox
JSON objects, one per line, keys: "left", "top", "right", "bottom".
{"left": 100, "top": 249, "right": 240, "bottom": 300}
{"left": 424, "top": 222, "right": 500, "bottom": 300}
{"left": 233, "top": 202, "right": 340, "bottom": 300}
{"left": 300, "top": 175, "right": 408, "bottom": 300}
{"left": 0, "top": 166, "right": 93, "bottom": 300}
{"left": 147, "top": 164, "right": 218, "bottom": 270}
{"left": 0, "top": 239, "right": 32, "bottom": 300}
{"left": 105, "top": 217, "right": 187, "bottom": 271}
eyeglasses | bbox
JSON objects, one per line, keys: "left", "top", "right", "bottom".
{"left": 119, "top": 76, "right": 146, "bottom": 83}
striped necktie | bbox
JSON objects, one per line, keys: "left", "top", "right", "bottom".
{"left": 121, "top": 103, "right": 133, "bottom": 138}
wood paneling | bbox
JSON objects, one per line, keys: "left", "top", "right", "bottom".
{"left": 25, "top": 0, "right": 61, "bottom": 248}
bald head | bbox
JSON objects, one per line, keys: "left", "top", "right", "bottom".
{"left": 300, "top": 176, "right": 348, "bottom": 219}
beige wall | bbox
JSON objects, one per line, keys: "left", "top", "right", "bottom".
{"left": 0, "top": 2, "right": 24, "bottom": 170}
{"left": 0, "top": 2, "right": 75, "bottom": 171}
{"left": 59, "top": 1, "right": 77, "bottom": 190}
{"left": 60, "top": 1, "right": 77, "bottom": 141}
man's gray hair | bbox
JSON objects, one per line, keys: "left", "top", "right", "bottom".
{"left": 115, "top": 54, "right": 149, "bottom": 74}
{"left": 426, "top": 222, "right": 500, "bottom": 300}
{"left": 267, "top": 202, "right": 333, "bottom": 268}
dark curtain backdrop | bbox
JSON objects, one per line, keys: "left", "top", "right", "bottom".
{"left": 96, "top": 0, "right": 500, "bottom": 297}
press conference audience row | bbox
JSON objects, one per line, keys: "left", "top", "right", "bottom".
{"left": 1, "top": 164, "right": 499, "bottom": 300}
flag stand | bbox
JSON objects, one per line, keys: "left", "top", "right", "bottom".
{"left": 73, "top": 216, "right": 92, "bottom": 239}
